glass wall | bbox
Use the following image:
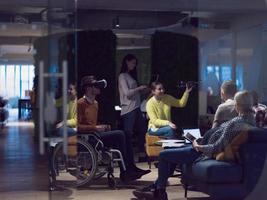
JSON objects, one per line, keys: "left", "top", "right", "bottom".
{"left": 200, "top": 24, "right": 267, "bottom": 103}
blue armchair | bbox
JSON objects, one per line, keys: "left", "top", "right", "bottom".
{"left": 182, "top": 127, "right": 267, "bottom": 199}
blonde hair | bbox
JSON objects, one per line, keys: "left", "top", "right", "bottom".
{"left": 234, "top": 90, "right": 253, "bottom": 113}
{"left": 221, "top": 80, "right": 237, "bottom": 97}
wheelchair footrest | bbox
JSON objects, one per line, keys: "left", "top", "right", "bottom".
{"left": 109, "top": 149, "right": 126, "bottom": 171}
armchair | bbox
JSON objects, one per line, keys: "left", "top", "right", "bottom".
{"left": 182, "top": 127, "right": 267, "bottom": 199}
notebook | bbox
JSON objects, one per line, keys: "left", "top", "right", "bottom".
{"left": 182, "top": 128, "right": 202, "bottom": 143}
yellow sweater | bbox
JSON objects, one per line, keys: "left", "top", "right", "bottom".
{"left": 55, "top": 98, "right": 77, "bottom": 127}
{"left": 146, "top": 92, "right": 189, "bottom": 131}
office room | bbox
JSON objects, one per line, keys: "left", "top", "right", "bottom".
{"left": 0, "top": 0, "right": 267, "bottom": 199}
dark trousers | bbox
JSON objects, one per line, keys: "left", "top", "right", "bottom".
{"left": 121, "top": 108, "right": 147, "bottom": 161}
{"left": 99, "top": 130, "right": 134, "bottom": 171}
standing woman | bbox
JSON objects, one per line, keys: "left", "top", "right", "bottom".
{"left": 118, "top": 54, "right": 149, "bottom": 167}
{"left": 146, "top": 81, "right": 193, "bottom": 139}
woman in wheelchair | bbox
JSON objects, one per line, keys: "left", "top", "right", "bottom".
{"left": 77, "top": 76, "right": 150, "bottom": 182}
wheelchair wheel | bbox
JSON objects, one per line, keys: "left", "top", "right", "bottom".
{"left": 93, "top": 151, "right": 111, "bottom": 180}
{"left": 93, "top": 170, "right": 106, "bottom": 180}
{"left": 51, "top": 138, "right": 97, "bottom": 187}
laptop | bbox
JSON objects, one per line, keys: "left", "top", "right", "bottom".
{"left": 182, "top": 128, "right": 202, "bottom": 143}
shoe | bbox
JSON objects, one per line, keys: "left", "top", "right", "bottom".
{"left": 68, "top": 169, "right": 77, "bottom": 178}
{"left": 154, "top": 188, "right": 168, "bottom": 200}
{"left": 132, "top": 189, "right": 154, "bottom": 200}
{"left": 136, "top": 184, "right": 156, "bottom": 192}
{"left": 133, "top": 187, "right": 168, "bottom": 200}
{"left": 120, "top": 170, "right": 142, "bottom": 183}
{"left": 182, "top": 184, "right": 198, "bottom": 191}
{"left": 130, "top": 165, "right": 151, "bottom": 176}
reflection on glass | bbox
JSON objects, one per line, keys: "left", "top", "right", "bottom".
{"left": 0, "top": 65, "right": 6, "bottom": 96}
{"left": 0, "top": 64, "right": 34, "bottom": 98}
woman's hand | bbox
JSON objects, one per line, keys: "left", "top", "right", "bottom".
{"left": 96, "top": 124, "right": 111, "bottom": 132}
{"left": 185, "top": 83, "right": 193, "bottom": 93}
{"left": 138, "top": 85, "right": 148, "bottom": 91}
{"left": 168, "top": 121, "right": 177, "bottom": 129}
{"left": 56, "top": 121, "right": 63, "bottom": 129}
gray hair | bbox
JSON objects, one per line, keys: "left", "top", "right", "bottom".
{"left": 234, "top": 90, "right": 253, "bottom": 113}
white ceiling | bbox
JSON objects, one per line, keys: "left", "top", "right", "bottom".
{"left": 0, "top": 0, "right": 266, "bottom": 62}
{"left": 0, "top": 0, "right": 266, "bottom": 12}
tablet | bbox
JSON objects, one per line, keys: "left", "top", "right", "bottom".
{"left": 183, "top": 128, "right": 201, "bottom": 143}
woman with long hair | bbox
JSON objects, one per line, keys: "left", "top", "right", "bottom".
{"left": 118, "top": 54, "right": 150, "bottom": 174}
{"left": 146, "top": 81, "right": 192, "bottom": 139}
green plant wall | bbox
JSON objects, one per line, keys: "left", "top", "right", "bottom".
{"left": 151, "top": 31, "right": 199, "bottom": 130}
{"left": 59, "top": 30, "right": 117, "bottom": 127}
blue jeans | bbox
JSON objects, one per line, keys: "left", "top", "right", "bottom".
{"left": 148, "top": 126, "right": 177, "bottom": 139}
{"left": 57, "top": 126, "right": 76, "bottom": 137}
{"left": 121, "top": 108, "right": 147, "bottom": 164}
{"left": 156, "top": 145, "right": 201, "bottom": 189}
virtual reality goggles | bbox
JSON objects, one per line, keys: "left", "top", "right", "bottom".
{"left": 91, "top": 79, "right": 107, "bottom": 89}
{"left": 81, "top": 77, "right": 107, "bottom": 89}
{"left": 177, "top": 81, "right": 200, "bottom": 88}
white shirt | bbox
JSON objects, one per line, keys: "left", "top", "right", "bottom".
{"left": 212, "top": 98, "right": 238, "bottom": 128}
{"left": 118, "top": 73, "right": 141, "bottom": 115}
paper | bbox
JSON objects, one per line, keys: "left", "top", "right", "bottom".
{"left": 156, "top": 139, "right": 186, "bottom": 148}
{"left": 162, "top": 143, "right": 185, "bottom": 148}
{"left": 157, "top": 139, "right": 185, "bottom": 143}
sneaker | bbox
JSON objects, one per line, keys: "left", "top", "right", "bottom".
{"left": 136, "top": 184, "right": 156, "bottom": 192}
{"left": 133, "top": 184, "right": 156, "bottom": 200}
{"left": 132, "top": 189, "right": 154, "bottom": 200}
{"left": 154, "top": 188, "right": 168, "bottom": 200}
{"left": 133, "top": 187, "right": 168, "bottom": 200}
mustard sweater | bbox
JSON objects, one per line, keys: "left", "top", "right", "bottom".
{"left": 146, "top": 92, "right": 189, "bottom": 131}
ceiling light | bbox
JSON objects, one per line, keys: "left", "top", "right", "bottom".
{"left": 115, "top": 16, "right": 120, "bottom": 28}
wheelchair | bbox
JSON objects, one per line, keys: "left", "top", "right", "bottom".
{"left": 50, "top": 131, "right": 126, "bottom": 189}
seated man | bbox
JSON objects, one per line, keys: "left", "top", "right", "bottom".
{"left": 251, "top": 90, "right": 267, "bottom": 128}
{"left": 212, "top": 80, "right": 238, "bottom": 128}
{"left": 133, "top": 90, "right": 255, "bottom": 200}
{"left": 77, "top": 75, "right": 150, "bottom": 182}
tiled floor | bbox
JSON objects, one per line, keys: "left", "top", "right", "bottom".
{"left": 0, "top": 121, "right": 210, "bottom": 200}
